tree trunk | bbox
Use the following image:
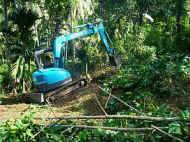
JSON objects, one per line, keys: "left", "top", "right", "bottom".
{"left": 136, "top": 0, "right": 144, "bottom": 25}
{"left": 139, "top": 10, "right": 144, "bottom": 25}
{"left": 13, "top": 0, "right": 17, "bottom": 8}
{"left": 3, "top": 0, "right": 8, "bottom": 30}
{"left": 176, "top": 0, "right": 185, "bottom": 33}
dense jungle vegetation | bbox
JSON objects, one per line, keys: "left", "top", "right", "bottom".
{"left": 0, "top": 0, "right": 190, "bottom": 141}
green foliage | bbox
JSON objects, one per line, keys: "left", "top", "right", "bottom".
{"left": 11, "top": 6, "right": 38, "bottom": 35}
{"left": 73, "top": 129, "right": 145, "bottom": 142}
{"left": 0, "top": 110, "right": 67, "bottom": 142}
{"left": 0, "top": 111, "right": 36, "bottom": 142}
{"left": 104, "top": 18, "right": 190, "bottom": 96}
{"left": 169, "top": 122, "right": 182, "bottom": 135}
{"left": 180, "top": 109, "right": 190, "bottom": 120}
{"left": 0, "top": 64, "right": 11, "bottom": 94}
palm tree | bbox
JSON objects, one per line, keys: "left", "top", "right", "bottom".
{"left": 5, "top": 4, "right": 39, "bottom": 93}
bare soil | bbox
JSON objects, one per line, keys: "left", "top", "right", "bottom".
{"left": 0, "top": 67, "right": 116, "bottom": 123}
{"left": 0, "top": 86, "right": 106, "bottom": 123}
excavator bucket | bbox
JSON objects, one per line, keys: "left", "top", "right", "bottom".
{"left": 109, "top": 52, "right": 121, "bottom": 69}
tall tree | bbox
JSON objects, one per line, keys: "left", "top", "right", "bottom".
{"left": 3, "top": 0, "right": 8, "bottom": 30}
{"left": 176, "top": 0, "right": 186, "bottom": 33}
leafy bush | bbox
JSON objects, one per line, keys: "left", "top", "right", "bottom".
{"left": 0, "top": 64, "right": 12, "bottom": 94}
{"left": 0, "top": 112, "right": 36, "bottom": 142}
{"left": 103, "top": 20, "right": 190, "bottom": 97}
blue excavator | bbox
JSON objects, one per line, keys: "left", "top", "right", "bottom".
{"left": 28, "top": 21, "right": 120, "bottom": 103}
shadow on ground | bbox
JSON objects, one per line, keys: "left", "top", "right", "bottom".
{"left": 0, "top": 95, "right": 23, "bottom": 105}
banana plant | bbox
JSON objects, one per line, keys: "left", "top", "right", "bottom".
{"left": 4, "top": 3, "right": 39, "bottom": 93}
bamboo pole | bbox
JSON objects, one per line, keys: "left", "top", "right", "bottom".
{"left": 52, "top": 124, "right": 168, "bottom": 132}
{"left": 95, "top": 85, "right": 144, "bottom": 115}
{"left": 152, "top": 125, "right": 185, "bottom": 142}
{"left": 35, "top": 114, "right": 188, "bottom": 122}
{"left": 94, "top": 94, "right": 108, "bottom": 115}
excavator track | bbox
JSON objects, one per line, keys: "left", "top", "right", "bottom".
{"left": 45, "top": 78, "right": 87, "bottom": 104}
{"left": 24, "top": 78, "right": 87, "bottom": 104}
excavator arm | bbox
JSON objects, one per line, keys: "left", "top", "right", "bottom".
{"left": 52, "top": 21, "right": 120, "bottom": 68}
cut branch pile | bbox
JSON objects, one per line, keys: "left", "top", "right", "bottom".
{"left": 34, "top": 84, "right": 188, "bottom": 142}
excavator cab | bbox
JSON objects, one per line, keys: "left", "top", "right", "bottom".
{"left": 32, "top": 48, "right": 72, "bottom": 93}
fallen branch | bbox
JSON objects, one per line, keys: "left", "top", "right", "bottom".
{"left": 96, "top": 85, "right": 144, "bottom": 115}
{"left": 61, "top": 126, "right": 74, "bottom": 134}
{"left": 104, "top": 92, "right": 111, "bottom": 108}
{"left": 152, "top": 125, "right": 185, "bottom": 142}
{"left": 53, "top": 124, "right": 168, "bottom": 132}
{"left": 36, "top": 114, "right": 188, "bottom": 122}
{"left": 94, "top": 94, "right": 108, "bottom": 115}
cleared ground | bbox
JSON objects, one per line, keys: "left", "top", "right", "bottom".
{"left": 0, "top": 86, "right": 107, "bottom": 122}
{"left": 1, "top": 82, "right": 190, "bottom": 123}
